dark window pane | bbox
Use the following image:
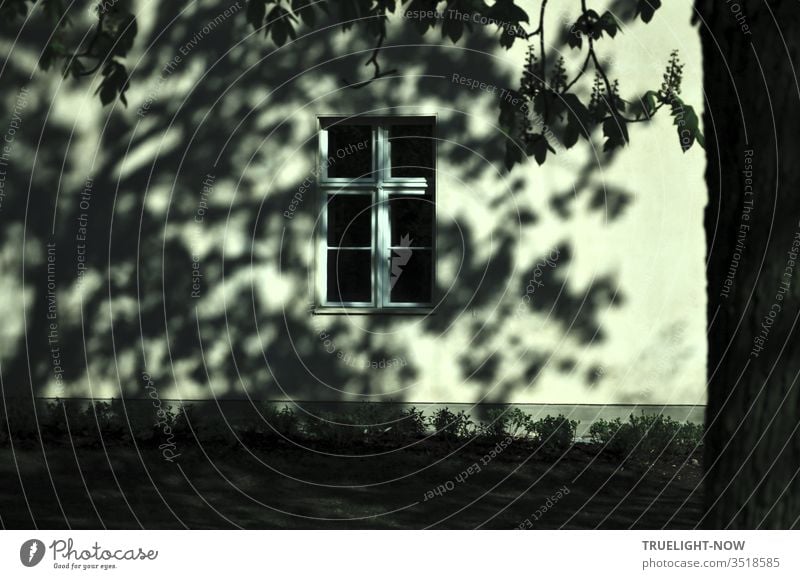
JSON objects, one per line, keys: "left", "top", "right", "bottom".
{"left": 327, "top": 249, "right": 371, "bottom": 302}
{"left": 327, "top": 194, "right": 372, "bottom": 247}
{"left": 389, "top": 124, "right": 434, "bottom": 179}
{"left": 389, "top": 196, "right": 433, "bottom": 247}
{"left": 327, "top": 125, "right": 372, "bottom": 178}
{"left": 389, "top": 249, "right": 432, "bottom": 303}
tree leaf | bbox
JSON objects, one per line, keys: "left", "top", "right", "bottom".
{"left": 600, "top": 11, "right": 618, "bottom": 38}
{"left": 62, "top": 56, "right": 85, "bottom": 79}
{"left": 526, "top": 134, "right": 554, "bottom": 165}
{"left": 562, "top": 122, "right": 580, "bottom": 149}
{"left": 42, "top": 0, "right": 67, "bottom": 25}
{"left": 644, "top": 90, "right": 658, "bottom": 116}
{"left": 0, "top": 0, "right": 30, "bottom": 20}
{"left": 291, "top": 0, "right": 316, "bottom": 27}
{"left": 406, "top": 0, "right": 438, "bottom": 34}
{"left": 694, "top": 121, "right": 706, "bottom": 149}
{"left": 562, "top": 93, "right": 592, "bottom": 144}
{"left": 498, "top": 88, "right": 523, "bottom": 132}
{"left": 486, "top": 0, "right": 529, "bottom": 25}
{"left": 505, "top": 140, "right": 525, "bottom": 170}
{"left": 39, "top": 45, "right": 57, "bottom": 71}
{"left": 266, "top": 5, "right": 296, "bottom": 46}
{"left": 602, "top": 115, "right": 628, "bottom": 152}
{"left": 95, "top": 61, "right": 129, "bottom": 106}
{"left": 375, "top": 0, "right": 396, "bottom": 13}
{"left": 636, "top": 0, "right": 662, "bottom": 24}
{"left": 441, "top": 17, "right": 464, "bottom": 42}
{"left": 567, "top": 25, "right": 583, "bottom": 50}
{"left": 247, "top": 0, "right": 266, "bottom": 30}
{"left": 338, "top": 0, "right": 371, "bottom": 31}
{"left": 499, "top": 26, "right": 517, "bottom": 48}
{"left": 673, "top": 101, "right": 703, "bottom": 152}
{"left": 111, "top": 13, "right": 137, "bottom": 56}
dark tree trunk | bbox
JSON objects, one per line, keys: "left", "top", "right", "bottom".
{"left": 699, "top": 0, "right": 800, "bottom": 528}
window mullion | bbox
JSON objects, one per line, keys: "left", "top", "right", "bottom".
{"left": 376, "top": 125, "right": 388, "bottom": 308}
{"left": 318, "top": 128, "right": 328, "bottom": 181}
{"left": 319, "top": 185, "right": 328, "bottom": 306}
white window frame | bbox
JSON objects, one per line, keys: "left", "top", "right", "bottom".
{"left": 315, "top": 115, "right": 436, "bottom": 312}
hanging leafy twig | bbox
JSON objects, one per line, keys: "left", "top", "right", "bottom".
{"left": 12, "top": 0, "right": 702, "bottom": 153}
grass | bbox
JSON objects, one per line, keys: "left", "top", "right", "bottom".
{"left": 0, "top": 403, "right": 705, "bottom": 529}
{"left": 0, "top": 440, "right": 703, "bottom": 529}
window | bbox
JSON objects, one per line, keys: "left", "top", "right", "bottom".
{"left": 316, "top": 116, "right": 436, "bottom": 310}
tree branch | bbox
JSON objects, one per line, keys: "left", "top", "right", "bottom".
{"left": 539, "top": 0, "right": 548, "bottom": 119}
{"left": 563, "top": 50, "right": 591, "bottom": 93}
{"left": 581, "top": 0, "right": 614, "bottom": 110}
{"left": 343, "top": 26, "right": 398, "bottom": 90}
{"left": 604, "top": 100, "right": 665, "bottom": 124}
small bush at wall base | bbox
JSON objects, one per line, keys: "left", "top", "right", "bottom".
{"left": 258, "top": 404, "right": 301, "bottom": 440}
{"left": 589, "top": 412, "right": 704, "bottom": 462}
{"left": 387, "top": 406, "right": 428, "bottom": 442}
{"left": 431, "top": 408, "right": 474, "bottom": 441}
{"left": 0, "top": 400, "right": 702, "bottom": 462}
{"left": 478, "top": 407, "right": 537, "bottom": 441}
{"left": 40, "top": 400, "right": 68, "bottom": 438}
{"left": 533, "top": 414, "right": 579, "bottom": 457}
{"left": 300, "top": 404, "right": 427, "bottom": 447}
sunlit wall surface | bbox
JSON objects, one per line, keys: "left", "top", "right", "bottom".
{"left": 0, "top": 0, "right": 706, "bottom": 405}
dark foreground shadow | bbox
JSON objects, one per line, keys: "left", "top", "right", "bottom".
{"left": 0, "top": 443, "right": 703, "bottom": 529}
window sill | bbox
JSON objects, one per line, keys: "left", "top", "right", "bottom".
{"left": 312, "top": 307, "right": 435, "bottom": 316}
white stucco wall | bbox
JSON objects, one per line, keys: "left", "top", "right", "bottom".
{"left": 0, "top": 0, "right": 706, "bottom": 406}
